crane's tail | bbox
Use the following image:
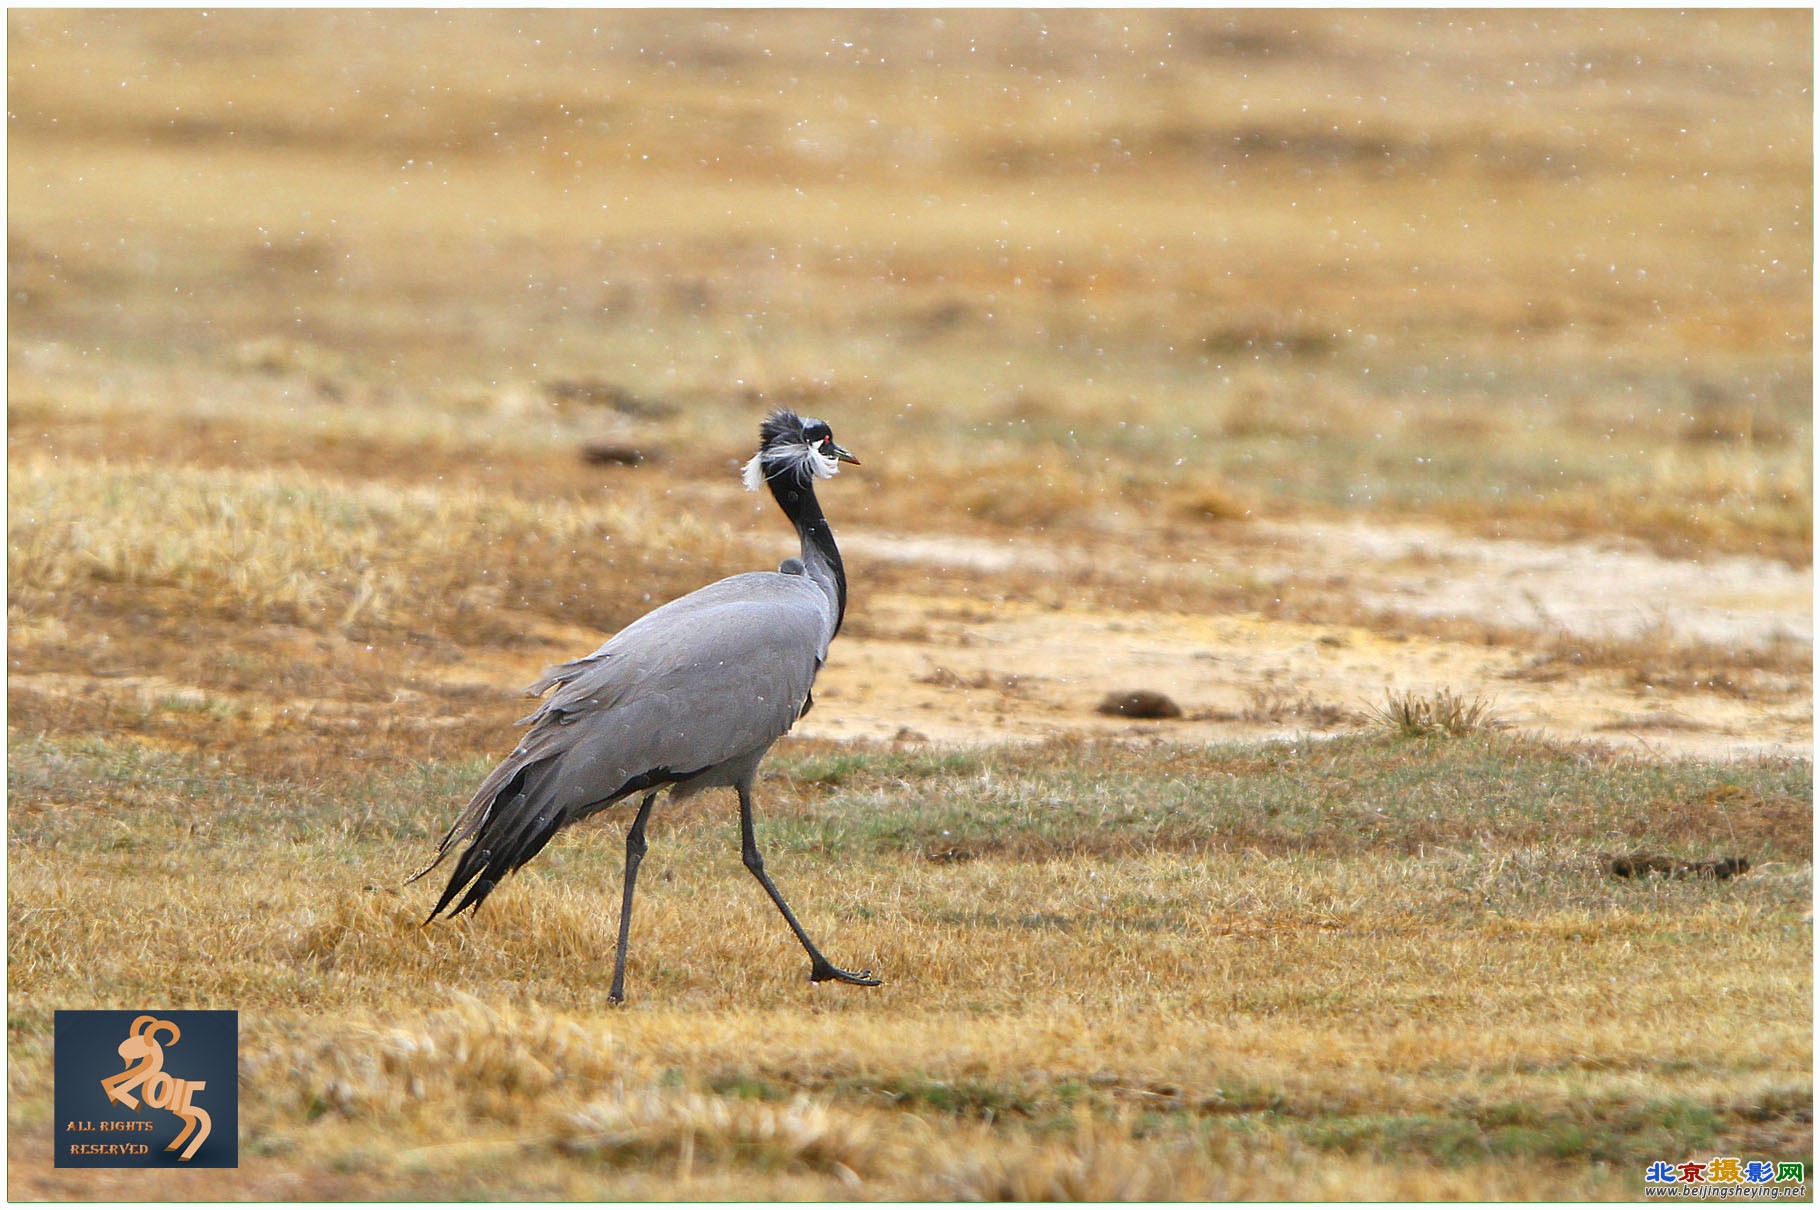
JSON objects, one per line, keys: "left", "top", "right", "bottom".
{"left": 410, "top": 753, "right": 569, "bottom": 919}
{"left": 412, "top": 750, "right": 692, "bottom": 921}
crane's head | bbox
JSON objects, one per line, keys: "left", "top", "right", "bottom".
{"left": 742, "top": 409, "right": 859, "bottom": 492}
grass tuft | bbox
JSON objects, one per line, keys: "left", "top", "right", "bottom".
{"left": 248, "top": 997, "right": 624, "bottom": 1124}
{"left": 560, "top": 1086, "right": 881, "bottom": 1179}
{"left": 1363, "top": 687, "right": 1511, "bottom": 739}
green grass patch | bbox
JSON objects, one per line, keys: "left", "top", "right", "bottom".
{"left": 769, "top": 733, "right": 1810, "bottom": 866}
{"left": 1299, "top": 1096, "right": 1729, "bottom": 1168}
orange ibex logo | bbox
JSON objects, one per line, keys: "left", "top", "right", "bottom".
{"left": 99, "top": 1015, "right": 211, "bottom": 1161}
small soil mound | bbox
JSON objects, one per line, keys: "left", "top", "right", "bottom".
{"left": 580, "top": 442, "right": 652, "bottom": 467}
{"left": 1096, "top": 690, "right": 1183, "bottom": 720}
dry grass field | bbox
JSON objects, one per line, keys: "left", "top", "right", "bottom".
{"left": 7, "top": 9, "right": 1812, "bottom": 1201}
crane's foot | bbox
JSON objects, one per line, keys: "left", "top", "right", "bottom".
{"left": 809, "top": 959, "right": 882, "bottom": 987}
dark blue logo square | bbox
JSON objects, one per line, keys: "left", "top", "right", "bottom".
{"left": 54, "top": 1010, "right": 238, "bottom": 1168}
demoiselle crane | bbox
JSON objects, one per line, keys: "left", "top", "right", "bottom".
{"left": 412, "top": 410, "right": 880, "bottom": 1003}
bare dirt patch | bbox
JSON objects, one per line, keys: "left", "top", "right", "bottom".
{"left": 11, "top": 515, "right": 1804, "bottom": 767}
{"left": 1271, "top": 518, "right": 1812, "bottom": 648}
{"left": 806, "top": 524, "right": 1810, "bottom": 759}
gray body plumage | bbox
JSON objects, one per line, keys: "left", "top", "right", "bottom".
{"left": 415, "top": 410, "right": 877, "bottom": 1000}
{"left": 523, "top": 568, "right": 836, "bottom": 802}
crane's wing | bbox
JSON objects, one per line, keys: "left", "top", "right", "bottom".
{"left": 413, "top": 571, "right": 833, "bottom": 917}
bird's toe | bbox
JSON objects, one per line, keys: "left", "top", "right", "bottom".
{"left": 810, "top": 962, "right": 882, "bottom": 987}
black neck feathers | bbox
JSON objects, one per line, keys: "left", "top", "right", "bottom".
{"left": 767, "top": 472, "right": 847, "bottom": 635}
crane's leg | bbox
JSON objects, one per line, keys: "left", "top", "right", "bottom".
{"left": 737, "top": 782, "right": 882, "bottom": 987}
{"left": 607, "top": 791, "right": 660, "bottom": 1005}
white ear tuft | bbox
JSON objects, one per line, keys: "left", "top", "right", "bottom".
{"left": 741, "top": 450, "right": 768, "bottom": 492}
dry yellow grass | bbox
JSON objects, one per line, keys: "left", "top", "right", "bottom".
{"left": 7, "top": 8, "right": 1811, "bottom": 1201}
{"left": 8, "top": 778, "right": 1810, "bottom": 1199}
{"left": 7, "top": 453, "right": 753, "bottom": 637}
{"left": 9, "top": 9, "right": 1811, "bottom": 559}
